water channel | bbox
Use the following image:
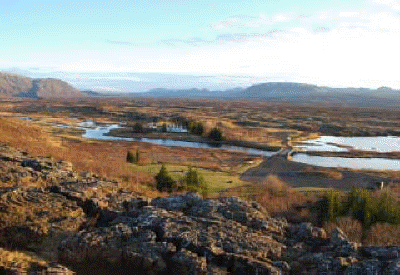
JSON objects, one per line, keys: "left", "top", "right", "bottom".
{"left": 81, "top": 124, "right": 276, "bottom": 157}
{"left": 79, "top": 123, "right": 400, "bottom": 171}
{"left": 17, "top": 116, "right": 400, "bottom": 171}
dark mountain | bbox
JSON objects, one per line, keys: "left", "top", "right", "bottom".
{"left": 0, "top": 72, "right": 84, "bottom": 98}
{"left": 226, "top": 82, "right": 400, "bottom": 106}
{"left": 233, "top": 82, "right": 322, "bottom": 99}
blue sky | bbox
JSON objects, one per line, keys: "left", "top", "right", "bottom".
{"left": 1, "top": 0, "right": 400, "bottom": 92}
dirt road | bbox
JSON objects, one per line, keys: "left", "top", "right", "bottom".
{"left": 241, "top": 155, "right": 389, "bottom": 190}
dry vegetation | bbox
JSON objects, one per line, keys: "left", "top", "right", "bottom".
{"left": 0, "top": 115, "right": 259, "bottom": 197}
{"left": 324, "top": 217, "right": 400, "bottom": 246}
{"left": 1, "top": 97, "right": 400, "bottom": 246}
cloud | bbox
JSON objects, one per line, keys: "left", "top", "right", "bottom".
{"left": 89, "top": 76, "right": 141, "bottom": 82}
{"left": 159, "top": 37, "right": 211, "bottom": 46}
{"left": 373, "top": 0, "right": 400, "bottom": 10}
{"left": 210, "top": 13, "right": 292, "bottom": 30}
{"left": 313, "top": 26, "right": 331, "bottom": 33}
{"left": 211, "top": 17, "right": 243, "bottom": 30}
{"left": 105, "top": 39, "right": 135, "bottom": 46}
{"left": 91, "top": 86, "right": 122, "bottom": 92}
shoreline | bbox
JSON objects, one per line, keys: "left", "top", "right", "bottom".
{"left": 297, "top": 150, "right": 400, "bottom": 159}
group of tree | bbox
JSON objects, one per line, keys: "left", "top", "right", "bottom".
{"left": 317, "top": 188, "right": 400, "bottom": 243}
{"left": 155, "top": 165, "right": 208, "bottom": 196}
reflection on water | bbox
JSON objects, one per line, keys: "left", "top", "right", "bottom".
{"left": 299, "top": 135, "right": 400, "bottom": 152}
{"left": 293, "top": 153, "right": 400, "bottom": 170}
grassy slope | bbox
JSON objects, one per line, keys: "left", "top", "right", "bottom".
{"left": 129, "top": 163, "right": 249, "bottom": 194}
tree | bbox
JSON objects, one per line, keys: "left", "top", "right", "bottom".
{"left": 126, "top": 149, "right": 140, "bottom": 163}
{"left": 317, "top": 187, "right": 400, "bottom": 244}
{"left": 190, "top": 122, "right": 204, "bottom": 136}
{"left": 317, "top": 190, "right": 344, "bottom": 225}
{"left": 155, "top": 165, "right": 175, "bottom": 193}
{"left": 132, "top": 122, "right": 144, "bottom": 133}
{"left": 161, "top": 123, "right": 168, "bottom": 133}
{"left": 208, "top": 127, "right": 223, "bottom": 142}
{"left": 126, "top": 150, "right": 135, "bottom": 163}
{"left": 376, "top": 192, "right": 400, "bottom": 224}
{"left": 182, "top": 167, "right": 208, "bottom": 196}
{"left": 135, "top": 150, "right": 140, "bottom": 163}
{"left": 345, "top": 188, "right": 377, "bottom": 243}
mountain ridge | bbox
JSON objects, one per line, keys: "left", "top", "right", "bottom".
{"left": 2, "top": 71, "right": 400, "bottom": 106}
{"left": 0, "top": 72, "right": 84, "bottom": 98}
{"left": 131, "top": 82, "right": 400, "bottom": 106}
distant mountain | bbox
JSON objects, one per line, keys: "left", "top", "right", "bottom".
{"left": 134, "top": 82, "right": 400, "bottom": 106}
{"left": 229, "top": 82, "right": 400, "bottom": 106}
{"left": 81, "top": 90, "right": 102, "bottom": 96}
{"left": 236, "top": 82, "right": 320, "bottom": 98}
{"left": 0, "top": 72, "right": 84, "bottom": 98}
{"left": 135, "top": 87, "right": 244, "bottom": 98}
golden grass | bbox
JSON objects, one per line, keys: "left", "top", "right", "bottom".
{"left": 0, "top": 116, "right": 259, "bottom": 197}
{"left": 324, "top": 217, "right": 400, "bottom": 246}
{"left": 0, "top": 248, "right": 48, "bottom": 269}
{"left": 223, "top": 175, "right": 315, "bottom": 221}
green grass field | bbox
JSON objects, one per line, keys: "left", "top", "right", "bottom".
{"left": 129, "top": 163, "right": 248, "bottom": 194}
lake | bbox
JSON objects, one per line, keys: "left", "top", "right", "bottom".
{"left": 299, "top": 135, "right": 400, "bottom": 152}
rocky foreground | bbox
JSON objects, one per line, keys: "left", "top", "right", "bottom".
{"left": 0, "top": 144, "right": 399, "bottom": 274}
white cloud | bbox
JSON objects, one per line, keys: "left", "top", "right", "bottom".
{"left": 211, "top": 13, "right": 293, "bottom": 30}
{"left": 89, "top": 76, "right": 141, "bottom": 82}
{"left": 211, "top": 17, "right": 242, "bottom": 30}
{"left": 91, "top": 86, "right": 122, "bottom": 92}
{"left": 373, "top": 0, "right": 400, "bottom": 10}
{"left": 339, "top": 12, "right": 360, "bottom": 17}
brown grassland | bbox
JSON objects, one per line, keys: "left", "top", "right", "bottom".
{"left": 1, "top": 97, "right": 400, "bottom": 245}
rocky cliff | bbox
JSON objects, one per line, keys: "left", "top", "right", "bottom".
{"left": 0, "top": 72, "right": 83, "bottom": 98}
{"left": 0, "top": 143, "right": 399, "bottom": 274}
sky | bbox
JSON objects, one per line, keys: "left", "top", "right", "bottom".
{"left": 1, "top": 0, "right": 400, "bottom": 92}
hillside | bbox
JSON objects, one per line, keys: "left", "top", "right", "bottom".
{"left": 0, "top": 72, "right": 83, "bottom": 98}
